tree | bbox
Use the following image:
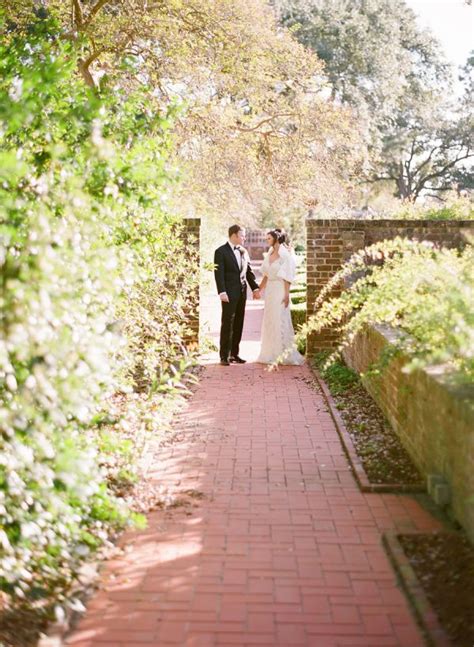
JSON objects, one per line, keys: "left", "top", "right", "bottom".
{"left": 277, "top": 0, "right": 473, "bottom": 202}
{"left": 373, "top": 102, "right": 473, "bottom": 201}
{"left": 376, "top": 47, "right": 474, "bottom": 200}
{"left": 450, "top": 52, "right": 474, "bottom": 192}
{"left": 4, "top": 0, "right": 362, "bottom": 219}
{"left": 277, "top": 1, "right": 448, "bottom": 134}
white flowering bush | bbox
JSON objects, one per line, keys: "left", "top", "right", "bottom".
{"left": 0, "top": 19, "right": 197, "bottom": 611}
{"left": 299, "top": 238, "right": 474, "bottom": 382}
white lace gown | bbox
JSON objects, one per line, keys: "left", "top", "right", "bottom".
{"left": 256, "top": 247, "right": 305, "bottom": 366}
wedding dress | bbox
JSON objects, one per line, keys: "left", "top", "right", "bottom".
{"left": 256, "top": 246, "right": 304, "bottom": 366}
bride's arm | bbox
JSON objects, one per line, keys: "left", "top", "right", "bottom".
{"left": 259, "top": 275, "right": 268, "bottom": 291}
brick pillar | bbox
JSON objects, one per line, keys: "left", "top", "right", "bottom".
{"left": 180, "top": 218, "right": 201, "bottom": 348}
{"left": 306, "top": 219, "right": 345, "bottom": 353}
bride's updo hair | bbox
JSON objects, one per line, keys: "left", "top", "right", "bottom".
{"left": 268, "top": 228, "right": 288, "bottom": 246}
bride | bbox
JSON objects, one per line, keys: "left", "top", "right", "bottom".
{"left": 256, "top": 229, "right": 304, "bottom": 366}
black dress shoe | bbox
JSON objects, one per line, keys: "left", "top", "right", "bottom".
{"left": 220, "top": 359, "right": 230, "bottom": 366}
{"left": 229, "top": 356, "right": 246, "bottom": 364}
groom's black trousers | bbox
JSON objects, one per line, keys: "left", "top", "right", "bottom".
{"left": 220, "top": 285, "right": 246, "bottom": 361}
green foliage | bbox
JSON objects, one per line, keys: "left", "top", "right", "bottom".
{"left": 6, "top": 0, "right": 361, "bottom": 223}
{"left": 279, "top": 0, "right": 449, "bottom": 137}
{"left": 312, "top": 352, "right": 358, "bottom": 395}
{"left": 0, "top": 20, "right": 197, "bottom": 609}
{"left": 298, "top": 238, "right": 474, "bottom": 382}
{"left": 391, "top": 195, "right": 474, "bottom": 221}
{"left": 290, "top": 302, "right": 306, "bottom": 354}
{"left": 291, "top": 304, "right": 307, "bottom": 328}
{"left": 290, "top": 261, "right": 306, "bottom": 352}
{"left": 279, "top": 0, "right": 474, "bottom": 202}
{"left": 291, "top": 294, "right": 306, "bottom": 304}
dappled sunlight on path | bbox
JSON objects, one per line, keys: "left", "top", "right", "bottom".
{"left": 66, "top": 289, "right": 442, "bottom": 647}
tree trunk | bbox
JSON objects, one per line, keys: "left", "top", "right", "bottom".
{"left": 78, "top": 58, "right": 96, "bottom": 88}
{"left": 396, "top": 162, "right": 409, "bottom": 200}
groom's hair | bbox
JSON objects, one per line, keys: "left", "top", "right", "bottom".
{"left": 228, "top": 224, "right": 242, "bottom": 237}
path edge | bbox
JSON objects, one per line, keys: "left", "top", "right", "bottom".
{"left": 308, "top": 364, "right": 425, "bottom": 494}
{"left": 382, "top": 531, "right": 453, "bottom": 647}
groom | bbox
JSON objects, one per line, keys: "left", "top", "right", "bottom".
{"left": 214, "top": 225, "right": 260, "bottom": 366}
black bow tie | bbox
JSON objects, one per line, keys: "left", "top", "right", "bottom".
{"left": 234, "top": 246, "right": 240, "bottom": 251}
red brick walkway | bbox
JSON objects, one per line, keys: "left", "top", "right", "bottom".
{"left": 66, "top": 296, "right": 442, "bottom": 647}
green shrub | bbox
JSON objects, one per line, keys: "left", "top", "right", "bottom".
{"left": 298, "top": 238, "right": 474, "bottom": 382}
{"left": 392, "top": 195, "right": 474, "bottom": 221}
{"left": 291, "top": 304, "right": 307, "bottom": 354}
{"left": 0, "top": 27, "right": 123, "bottom": 606}
{"left": 0, "top": 20, "right": 197, "bottom": 609}
{"left": 291, "top": 304, "right": 307, "bottom": 328}
{"left": 312, "top": 352, "right": 358, "bottom": 395}
{"left": 291, "top": 294, "right": 306, "bottom": 305}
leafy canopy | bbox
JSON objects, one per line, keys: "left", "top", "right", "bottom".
{"left": 4, "top": 0, "right": 362, "bottom": 219}
{"left": 277, "top": 0, "right": 473, "bottom": 203}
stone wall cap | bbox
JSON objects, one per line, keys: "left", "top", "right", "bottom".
{"left": 370, "top": 324, "right": 474, "bottom": 412}
{"left": 305, "top": 217, "right": 474, "bottom": 227}
{"left": 182, "top": 217, "right": 201, "bottom": 224}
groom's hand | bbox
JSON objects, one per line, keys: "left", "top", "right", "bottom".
{"left": 253, "top": 289, "right": 261, "bottom": 300}
{"left": 219, "top": 292, "right": 229, "bottom": 303}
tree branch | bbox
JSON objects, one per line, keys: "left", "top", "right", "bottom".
{"left": 361, "top": 175, "right": 396, "bottom": 185}
{"left": 407, "top": 138, "right": 417, "bottom": 167}
{"left": 72, "top": 0, "right": 84, "bottom": 28}
{"left": 412, "top": 143, "right": 440, "bottom": 177}
{"left": 414, "top": 150, "right": 474, "bottom": 198}
{"left": 78, "top": 49, "right": 104, "bottom": 87}
{"left": 85, "top": 0, "right": 110, "bottom": 25}
{"left": 234, "top": 114, "right": 298, "bottom": 133}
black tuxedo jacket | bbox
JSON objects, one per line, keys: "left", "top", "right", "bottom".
{"left": 214, "top": 242, "right": 259, "bottom": 300}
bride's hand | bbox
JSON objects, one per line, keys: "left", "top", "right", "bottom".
{"left": 282, "top": 295, "right": 290, "bottom": 308}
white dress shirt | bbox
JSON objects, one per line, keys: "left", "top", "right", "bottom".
{"left": 231, "top": 241, "right": 242, "bottom": 270}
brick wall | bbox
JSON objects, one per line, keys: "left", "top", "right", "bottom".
{"left": 306, "top": 218, "right": 474, "bottom": 353}
{"left": 180, "top": 218, "right": 201, "bottom": 348}
{"left": 342, "top": 325, "right": 474, "bottom": 542}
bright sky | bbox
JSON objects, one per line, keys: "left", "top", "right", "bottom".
{"left": 406, "top": 0, "right": 473, "bottom": 69}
